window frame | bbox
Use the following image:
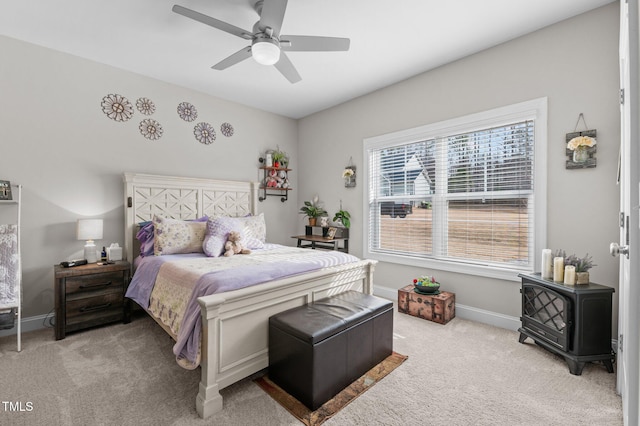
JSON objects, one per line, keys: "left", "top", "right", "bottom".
{"left": 362, "top": 98, "right": 548, "bottom": 282}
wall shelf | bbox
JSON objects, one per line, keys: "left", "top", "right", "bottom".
{"left": 258, "top": 157, "right": 291, "bottom": 202}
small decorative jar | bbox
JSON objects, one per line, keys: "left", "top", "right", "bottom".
{"left": 573, "top": 146, "right": 589, "bottom": 163}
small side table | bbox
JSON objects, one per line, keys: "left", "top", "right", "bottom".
{"left": 292, "top": 235, "right": 349, "bottom": 253}
{"left": 397, "top": 285, "right": 455, "bottom": 324}
{"left": 54, "top": 261, "right": 131, "bottom": 340}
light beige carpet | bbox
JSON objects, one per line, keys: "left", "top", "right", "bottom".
{"left": 0, "top": 306, "right": 622, "bottom": 425}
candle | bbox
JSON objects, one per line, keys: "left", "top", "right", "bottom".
{"left": 553, "top": 257, "right": 564, "bottom": 282}
{"left": 541, "top": 249, "right": 553, "bottom": 279}
{"left": 564, "top": 265, "right": 576, "bottom": 285}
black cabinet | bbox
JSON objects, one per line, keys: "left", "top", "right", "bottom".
{"left": 517, "top": 273, "right": 615, "bottom": 375}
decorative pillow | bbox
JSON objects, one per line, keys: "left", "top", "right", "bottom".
{"left": 202, "top": 217, "right": 243, "bottom": 257}
{"left": 153, "top": 216, "right": 208, "bottom": 256}
{"left": 236, "top": 213, "right": 266, "bottom": 248}
{"left": 136, "top": 221, "right": 155, "bottom": 257}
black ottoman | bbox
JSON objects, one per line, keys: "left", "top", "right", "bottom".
{"left": 268, "top": 291, "right": 393, "bottom": 410}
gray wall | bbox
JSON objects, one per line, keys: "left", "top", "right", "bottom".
{"left": 0, "top": 36, "right": 299, "bottom": 318}
{"left": 298, "top": 4, "right": 621, "bottom": 329}
{"left": 0, "top": 3, "right": 621, "bottom": 333}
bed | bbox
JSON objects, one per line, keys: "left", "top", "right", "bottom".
{"left": 123, "top": 172, "right": 377, "bottom": 418}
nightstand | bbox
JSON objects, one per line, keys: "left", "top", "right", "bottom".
{"left": 54, "top": 261, "right": 131, "bottom": 340}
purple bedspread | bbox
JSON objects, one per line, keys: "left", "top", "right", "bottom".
{"left": 125, "top": 244, "right": 360, "bottom": 368}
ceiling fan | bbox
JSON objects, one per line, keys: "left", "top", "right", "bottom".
{"left": 172, "top": 0, "right": 350, "bottom": 84}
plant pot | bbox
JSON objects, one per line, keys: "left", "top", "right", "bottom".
{"left": 576, "top": 272, "right": 590, "bottom": 285}
{"left": 414, "top": 283, "right": 440, "bottom": 294}
{"left": 308, "top": 218, "right": 317, "bottom": 226}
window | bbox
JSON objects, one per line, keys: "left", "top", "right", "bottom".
{"left": 364, "top": 99, "right": 547, "bottom": 279}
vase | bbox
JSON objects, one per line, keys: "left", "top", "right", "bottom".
{"left": 573, "top": 147, "right": 588, "bottom": 163}
{"left": 576, "top": 272, "right": 590, "bottom": 285}
{"left": 319, "top": 217, "right": 329, "bottom": 227}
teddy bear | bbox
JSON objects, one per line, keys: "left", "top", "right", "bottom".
{"left": 224, "top": 231, "right": 251, "bottom": 257}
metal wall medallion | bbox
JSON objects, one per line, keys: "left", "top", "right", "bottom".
{"left": 221, "top": 122, "right": 234, "bottom": 137}
{"left": 139, "top": 119, "right": 163, "bottom": 140}
{"left": 194, "top": 122, "right": 216, "bottom": 145}
{"left": 177, "top": 102, "right": 198, "bottom": 122}
{"left": 136, "top": 97, "right": 156, "bottom": 115}
{"left": 101, "top": 94, "right": 133, "bottom": 122}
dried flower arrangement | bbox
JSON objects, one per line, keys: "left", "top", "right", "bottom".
{"left": 567, "top": 135, "right": 597, "bottom": 151}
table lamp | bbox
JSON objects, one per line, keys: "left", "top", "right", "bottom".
{"left": 77, "top": 219, "right": 103, "bottom": 263}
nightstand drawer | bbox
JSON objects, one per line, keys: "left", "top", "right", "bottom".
{"left": 66, "top": 292, "right": 124, "bottom": 327}
{"left": 65, "top": 271, "right": 124, "bottom": 298}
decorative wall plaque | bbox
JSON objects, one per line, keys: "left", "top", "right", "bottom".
{"left": 136, "top": 97, "right": 156, "bottom": 115}
{"left": 194, "top": 122, "right": 216, "bottom": 145}
{"left": 177, "top": 102, "right": 198, "bottom": 122}
{"left": 139, "top": 119, "right": 163, "bottom": 140}
{"left": 221, "top": 122, "right": 234, "bottom": 137}
{"left": 101, "top": 94, "right": 133, "bottom": 122}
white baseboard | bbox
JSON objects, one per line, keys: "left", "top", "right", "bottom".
{"left": 0, "top": 314, "right": 51, "bottom": 338}
{"left": 374, "top": 284, "right": 521, "bottom": 331}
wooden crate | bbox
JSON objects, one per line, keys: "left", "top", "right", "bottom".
{"left": 397, "top": 285, "right": 455, "bottom": 325}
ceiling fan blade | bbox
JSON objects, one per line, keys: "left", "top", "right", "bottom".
{"left": 212, "top": 46, "right": 252, "bottom": 70}
{"left": 258, "top": 0, "right": 288, "bottom": 36}
{"left": 280, "top": 35, "right": 350, "bottom": 52}
{"left": 172, "top": 5, "right": 253, "bottom": 40}
{"left": 274, "top": 52, "right": 301, "bottom": 84}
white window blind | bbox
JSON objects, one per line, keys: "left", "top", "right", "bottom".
{"left": 367, "top": 112, "right": 539, "bottom": 272}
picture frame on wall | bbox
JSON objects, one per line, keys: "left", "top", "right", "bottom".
{"left": 0, "top": 180, "right": 12, "bottom": 201}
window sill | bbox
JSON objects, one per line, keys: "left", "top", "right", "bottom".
{"left": 366, "top": 251, "right": 529, "bottom": 282}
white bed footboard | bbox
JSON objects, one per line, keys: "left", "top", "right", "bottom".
{"left": 196, "top": 259, "right": 376, "bottom": 418}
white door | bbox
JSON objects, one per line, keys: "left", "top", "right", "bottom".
{"left": 615, "top": 1, "right": 639, "bottom": 424}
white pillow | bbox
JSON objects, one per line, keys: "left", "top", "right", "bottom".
{"left": 236, "top": 213, "right": 266, "bottom": 247}
{"left": 153, "top": 216, "right": 207, "bottom": 256}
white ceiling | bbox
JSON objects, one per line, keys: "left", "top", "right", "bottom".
{"left": 1, "top": 0, "right": 615, "bottom": 119}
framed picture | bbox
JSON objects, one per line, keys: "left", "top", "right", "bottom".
{"left": 326, "top": 227, "right": 337, "bottom": 240}
{"left": 0, "top": 180, "right": 12, "bottom": 201}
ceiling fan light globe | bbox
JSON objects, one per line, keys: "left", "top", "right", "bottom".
{"left": 252, "top": 41, "right": 280, "bottom": 65}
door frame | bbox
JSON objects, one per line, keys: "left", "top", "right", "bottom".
{"left": 617, "top": 1, "right": 639, "bottom": 424}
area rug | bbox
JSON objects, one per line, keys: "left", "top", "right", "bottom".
{"left": 255, "top": 352, "right": 408, "bottom": 426}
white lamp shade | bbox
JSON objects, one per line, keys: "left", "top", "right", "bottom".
{"left": 77, "top": 219, "right": 103, "bottom": 240}
{"left": 77, "top": 219, "right": 103, "bottom": 263}
{"left": 252, "top": 41, "right": 280, "bottom": 65}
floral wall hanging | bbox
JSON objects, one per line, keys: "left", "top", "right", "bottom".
{"left": 343, "top": 157, "right": 356, "bottom": 187}
{"left": 194, "top": 122, "right": 216, "bottom": 145}
{"left": 221, "top": 122, "right": 234, "bottom": 137}
{"left": 177, "top": 102, "right": 198, "bottom": 122}
{"left": 565, "top": 114, "right": 596, "bottom": 169}
{"left": 139, "top": 118, "right": 163, "bottom": 140}
{"left": 101, "top": 94, "right": 133, "bottom": 122}
{"left": 136, "top": 97, "right": 156, "bottom": 115}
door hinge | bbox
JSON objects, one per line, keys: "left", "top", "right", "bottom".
{"left": 127, "top": 196, "right": 132, "bottom": 208}
{"left": 620, "top": 212, "right": 625, "bottom": 227}
{"left": 620, "top": 88, "right": 625, "bottom": 105}
{"left": 620, "top": 334, "right": 624, "bottom": 352}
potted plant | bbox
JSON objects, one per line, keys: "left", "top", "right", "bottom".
{"left": 272, "top": 147, "right": 288, "bottom": 168}
{"left": 300, "top": 196, "right": 326, "bottom": 226}
{"left": 333, "top": 209, "right": 351, "bottom": 228}
{"left": 413, "top": 275, "right": 440, "bottom": 294}
{"left": 564, "top": 253, "right": 595, "bottom": 284}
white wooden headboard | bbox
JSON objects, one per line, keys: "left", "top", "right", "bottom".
{"left": 123, "top": 173, "right": 259, "bottom": 265}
